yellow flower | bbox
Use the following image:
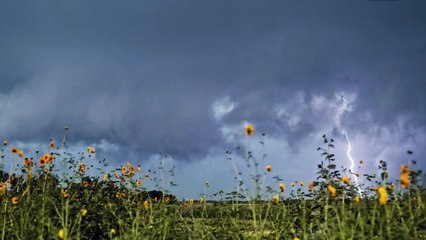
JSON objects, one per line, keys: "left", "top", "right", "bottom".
{"left": 300, "top": 181, "right": 305, "bottom": 187}
{"left": 114, "top": 172, "right": 119, "bottom": 178}
{"left": 19, "top": 150, "right": 24, "bottom": 158}
{"left": 291, "top": 182, "right": 295, "bottom": 187}
{"left": 265, "top": 165, "right": 272, "bottom": 172}
{"left": 81, "top": 208, "right": 87, "bottom": 217}
{"left": 24, "top": 158, "right": 32, "bottom": 167}
{"left": 122, "top": 166, "right": 128, "bottom": 175}
{"left": 87, "top": 147, "right": 96, "bottom": 154}
{"left": 189, "top": 198, "right": 194, "bottom": 205}
{"left": 273, "top": 195, "right": 279, "bottom": 204}
{"left": 355, "top": 195, "right": 360, "bottom": 204}
{"left": 11, "top": 147, "right": 19, "bottom": 154}
{"left": 378, "top": 186, "right": 388, "bottom": 205}
{"left": 0, "top": 183, "right": 6, "bottom": 194}
{"left": 61, "top": 189, "right": 70, "bottom": 199}
{"left": 39, "top": 158, "right": 46, "bottom": 167}
{"left": 50, "top": 142, "right": 55, "bottom": 149}
{"left": 400, "top": 173, "right": 410, "bottom": 188}
{"left": 340, "top": 176, "right": 350, "bottom": 186}
{"left": 110, "top": 228, "right": 116, "bottom": 235}
{"left": 103, "top": 174, "right": 108, "bottom": 182}
{"left": 390, "top": 183, "right": 395, "bottom": 191}
{"left": 11, "top": 196, "right": 18, "bottom": 205}
{"left": 136, "top": 179, "right": 142, "bottom": 187}
{"left": 82, "top": 181, "right": 89, "bottom": 188}
{"left": 328, "top": 185, "right": 337, "bottom": 197}
{"left": 400, "top": 164, "right": 409, "bottom": 174}
{"left": 58, "top": 229, "right": 65, "bottom": 239}
{"left": 80, "top": 163, "right": 86, "bottom": 174}
{"left": 279, "top": 183, "right": 285, "bottom": 192}
{"left": 293, "top": 238, "right": 300, "bottom": 240}
{"left": 3, "top": 140, "right": 7, "bottom": 146}
{"left": 244, "top": 124, "right": 255, "bottom": 136}
{"left": 143, "top": 200, "right": 150, "bottom": 209}
{"left": 355, "top": 173, "right": 360, "bottom": 177}
{"left": 137, "top": 165, "right": 141, "bottom": 173}
{"left": 199, "top": 198, "right": 204, "bottom": 204}
{"left": 359, "top": 160, "right": 364, "bottom": 164}
{"left": 308, "top": 182, "right": 315, "bottom": 191}
{"left": 164, "top": 196, "right": 170, "bottom": 204}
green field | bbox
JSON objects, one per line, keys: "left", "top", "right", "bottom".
{"left": 0, "top": 133, "right": 425, "bottom": 240}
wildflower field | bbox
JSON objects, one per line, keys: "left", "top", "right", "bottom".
{"left": 0, "top": 126, "right": 425, "bottom": 240}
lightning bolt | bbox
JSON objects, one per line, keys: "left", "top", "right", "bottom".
{"left": 341, "top": 95, "right": 362, "bottom": 196}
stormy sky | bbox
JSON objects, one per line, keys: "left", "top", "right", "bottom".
{"left": 1, "top": 1, "right": 425, "bottom": 198}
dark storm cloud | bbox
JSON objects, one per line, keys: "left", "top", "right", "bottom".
{"left": 0, "top": 0, "right": 425, "bottom": 162}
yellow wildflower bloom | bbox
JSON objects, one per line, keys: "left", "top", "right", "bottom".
{"left": 143, "top": 200, "right": 149, "bottom": 209}
{"left": 273, "top": 195, "right": 279, "bottom": 204}
{"left": 328, "top": 185, "right": 337, "bottom": 197}
{"left": 378, "top": 186, "right": 388, "bottom": 205}
{"left": 308, "top": 182, "right": 315, "bottom": 191}
{"left": 265, "top": 165, "right": 272, "bottom": 172}
{"left": 58, "top": 229, "right": 65, "bottom": 239}
{"left": 244, "top": 124, "right": 255, "bottom": 136}
{"left": 279, "top": 183, "right": 285, "bottom": 192}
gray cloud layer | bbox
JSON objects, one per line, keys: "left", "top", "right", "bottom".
{"left": 1, "top": 1, "right": 425, "bottom": 170}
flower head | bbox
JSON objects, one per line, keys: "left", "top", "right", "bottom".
{"left": 378, "top": 186, "right": 388, "bottom": 205}
{"left": 11, "top": 196, "right": 18, "bottom": 205}
{"left": 189, "top": 198, "right": 194, "bottom": 205}
{"left": 136, "top": 179, "right": 142, "bottom": 187}
{"left": 328, "top": 185, "right": 337, "bottom": 197}
{"left": 11, "top": 147, "right": 19, "bottom": 154}
{"left": 3, "top": 140, "right": 7, "bottom": 146}
{"left": 359, "top": 160, "right": 364, "bottom": 164}
{"left": 87, "top": 147, "right": 96, "bottom": 154}
{"left": 110, "top": 228, "right": 116, "bottom": 236}
{"left": 19, "top": 150, "right": 24, "bottom": 158}
{"left": 300, "top": 181, "right": 305, "bottom": 187}
{"left": 244, "top": 124, "right": 255, "bottom": 136}
{"left": 279, "top": 183, "right": 285, "bottom": 192}
{"left": 50, "top": 142, "right": 55, "bottom": 149}
{"left": 265, "top": 165, "right": 272, "bottom": 172}
{"left": 81, "top": 208, "right": 87, "bottom": 217}
{"left": 143, "top": 200, "right": 149, "bottom": 209}
{"left": 273, "top": 195, "right": 280, "bottom": 204}
{"left": 58, "top": 229, "right": 65, "bottom": 239}
{"left": 355, "top": 195, "right": 360, "bottom": 204}
{"left": 0, "top": 183, "right": 6, "bottom": 194}
{"left": 340, "top": 176, "right": 350, "bottom": 186}
{"left": 308, "top": 182, "right": 315, "bottom": 191}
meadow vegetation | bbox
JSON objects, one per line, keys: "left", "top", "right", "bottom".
{"left": 0, "top": 125, "right": 425, "bottom": 239}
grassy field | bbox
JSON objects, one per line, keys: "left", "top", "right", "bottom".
{"left": 0, "top": 128, "right": 425, "bottom": 239}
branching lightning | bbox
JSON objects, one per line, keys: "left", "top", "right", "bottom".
{"left": 340, "top": 95, "right": 362, "bottom": 196}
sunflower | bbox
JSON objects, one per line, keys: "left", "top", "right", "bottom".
{"left": 58, "top": 229, "right": 65, "bottom": 239}
{"left": 11, "top": 196, "right": 18, "bottom": 205}
{"left": 400, "top": 173, "right": 410, "bottom": 188}
{"left": 355, "top": 195, "right": 360, "bottom": 204}
{"left": 143, "top": 200, "right": 149, "bottom": 209}
{"left": 19, "top": 150, "right": 24, "bottom": 158}
{"left": 279, "top": 183, "right": 285, "bottom": 192}
{"left": 273, "top": 195, "right": 280, "bottom": 204}
{"left": 189, "top": 198, "right": 194, "bottom": 205}
{"left": 265, "top": 165, "right": 272, "bottom": 172}
{"left": 103, "top": 174, "right": 108, "bottom": 183}
{"left": 300, "top": 181, "right": 305, "bottom": 187}
{"left": 308, "top": 182, "right": 315, "bottom": 191}
{"left": 122, "top": 166, "right": 128, "bottom": 175}
{"left": 114, "top": 172, "right": 119, "bottom": 178}
{"left": 340, "top": 176, "right": 350, "bottom": 186}
{"left": 244, "top": 124, "right": 255, "bottom": 136}
{"left": 50, "top": 142, "right": 55, "bottom": 149}
{"left": 79, "top": 163, "right": 86, "bottom": 174}
{"left": 82, "top": 181, "right": 89, "bottom": 188}
{"left": 164, "top": 196, "right": 170, "bottom": 204}
{"left": 328, "top": 185, "right": 337, "bottom": 197}
{"left": 378, "top": 186, "right": 388, "bottom": 205}
{"left": 39, "top": 158, "right": 46, "bottom": 167}
{"left": 24, "top": 158, "right": 32, "bottom": 167}
{"left": 199, "top": 198, "right": 204, "bottom": 204}
{"left": 11, "top": 147, "right": 19, "bottom": 154}
{"left": 291, "top": 182, "right": 295, "bottom": 187}
{"left": 87, "top": 147, "right": 96, "bottom": 154}
{"left": 0, "top": 183, "right": 6, "bottom": 194}
{"left": 81, "top": 208, "right": 87, "bottom": 217}
{"left": 61, "top": 189, "right": 69, "bottom": 199}
{"left": 359, "top": 160, "right": 364, "bottom": 164}
{"left": 137, "top": 165, "right": 141, "bottom": 173}
{"left": 136, "top": 179, "right": 142, "bottom": 187}
{"left": 355, "top": 173, "right": 360, "bottom": 177}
